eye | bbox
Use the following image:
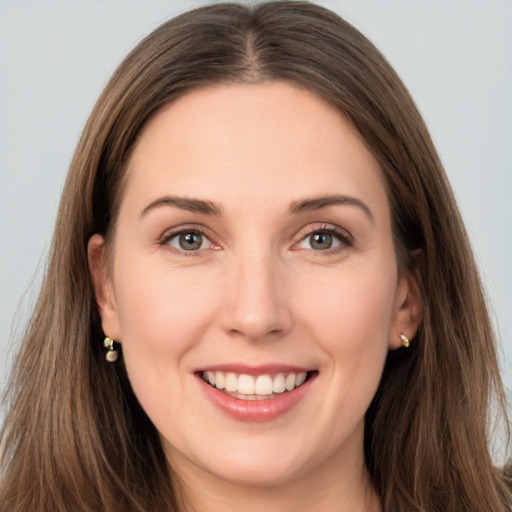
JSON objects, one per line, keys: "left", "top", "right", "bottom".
{"left": 311, "top": 232, "right": 338, "bottom": 250}
{"left": 295, "top": 227, "right": 351, "bottom": 251}
{"left": 299, "top": 231, "right": 340, "bottom": 251}
{"left": 166, "top": 230, "right": 212, "bottom": 251}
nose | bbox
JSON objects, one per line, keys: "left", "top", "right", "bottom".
{"left": 220, "top": 251, "right": 293, "bottom": 342}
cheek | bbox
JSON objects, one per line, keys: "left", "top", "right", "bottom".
{"left": 294, "top": 263, "right": 396, "bottom": 412}
{"left": 297, "top": 264, "right": 396, "bottom": 347}
{"left": 114, "top": 255, "right": 218, "bottom": 347}
{"left": 110, "top": 252, "right": 221, "bottom": 404}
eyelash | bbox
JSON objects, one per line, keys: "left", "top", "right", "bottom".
{"left": 294, "top": 225, "right": 353, "bottom": 254}
{"left": 159, "top": 226, "right": 216, "bottom": 256}
{"left": 159, "top": 224, "right": 353, "bottom": 255}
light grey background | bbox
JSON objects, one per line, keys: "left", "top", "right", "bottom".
{"left": 1, "top": 0, "right": 511, "bottom": 417}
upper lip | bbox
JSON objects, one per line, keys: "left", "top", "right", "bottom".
{"left": 196, "top": 363, "right": 315, "bottom": 376}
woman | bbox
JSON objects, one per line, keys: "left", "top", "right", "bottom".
{"left": 1, "top": 2, "right": 510, "bottom": 511}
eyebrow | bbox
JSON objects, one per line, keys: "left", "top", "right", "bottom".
{"left": 289, "top": 194, "right": 374, "bottom": 222}
{"left": 140, "top": 194, "right": 373, "bottom": 221}
{"left": 140, "top": 196, "right": 223, "bottom": 217}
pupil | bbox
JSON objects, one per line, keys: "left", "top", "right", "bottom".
{"left": 180, "top": 232, "right": 202, "bottom": 250}
{"left": 311, "top": 232, "right": 332, "bottom": 250}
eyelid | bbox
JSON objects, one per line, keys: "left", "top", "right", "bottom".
{"left": 292, "top": 223, "right": 353, "bottom": 252}
{"left": 159, "top": 224, "right": 221, "bottom": 253}
{"left": 157, "top": 222, "right": 352, "bottom": 255}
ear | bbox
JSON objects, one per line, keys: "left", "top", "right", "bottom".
{"left": 88, "top": 234, "right": 122, "bottom": 341}
{"left": 388, "top": 253, "right": 423, "bottom": 350}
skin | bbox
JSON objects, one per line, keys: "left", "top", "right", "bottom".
{"left": 89, "top": 81, "right": 422, "bottom": 512}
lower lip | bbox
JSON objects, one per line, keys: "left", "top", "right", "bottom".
{"left": 198, "top": 373, "right": 316, "bottom": 422}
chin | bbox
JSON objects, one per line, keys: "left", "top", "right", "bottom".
{"left": 165, "top": 434, "right": 316, "bottom": 488}
{"left": 202, "top": 455, "right": 311, "bottom": 488}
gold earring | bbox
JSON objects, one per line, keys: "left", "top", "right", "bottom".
{"left": 103, "top": 337, "right": 119, "bottom": 362}
{"left": 398, "top": 333, "right": 410, "bottom": 348}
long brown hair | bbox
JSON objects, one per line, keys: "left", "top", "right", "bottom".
{"left": 1, "top": 2, "right": 510, "bottom": 511}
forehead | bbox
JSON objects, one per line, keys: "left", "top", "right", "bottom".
{"left": 123, "top": 81, "right": 388, "bottom": 217}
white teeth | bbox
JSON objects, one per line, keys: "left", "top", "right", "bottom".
{"left": 296, "top": 372, "right": 307, "bottom": 386}
{"left": 216, "top": 372, "right": 225, "bottom": 390}
{"left": 238, "top": 374, "right": 255, "bottom": 395}
{"left": 255, "top": 375, "right": 273, "bottom": 395}
{"left": 202, "top": 370, "right": 310, "bottom": 397}
{"left": 272, "top": 374, "right": 286, "bottom": 393}
{"left": 229, "top": 391, "right": 277, "bottom": 401}
{"left": 225, "top": 372, "right": 238, "bottom": 392}
{"left": 285, "top": 373, "right": 296, "bottom": 391}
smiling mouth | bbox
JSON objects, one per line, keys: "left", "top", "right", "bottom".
{"left": 199, "top": 370, "right": 316, "bottom": 401}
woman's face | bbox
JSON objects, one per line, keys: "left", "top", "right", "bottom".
{"left": 91, "top": 81, "right": 420, "bottom": 489}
